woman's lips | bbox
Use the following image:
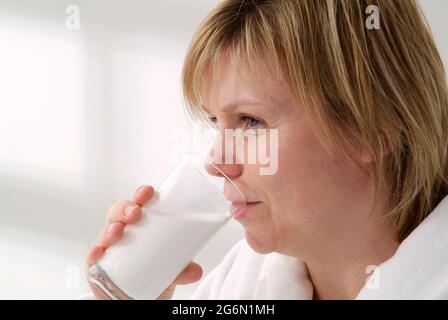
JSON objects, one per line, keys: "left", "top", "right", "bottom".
{"left": 230, "top": 201, "right": 261, "bottom": 220}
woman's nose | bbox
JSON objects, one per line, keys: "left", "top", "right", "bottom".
{"left": 204, "top": 149, "right": 243, "bottom": 179}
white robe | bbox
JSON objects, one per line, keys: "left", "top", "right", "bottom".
{"left": 191, "top": 196, "right": 448, "bottom": 300}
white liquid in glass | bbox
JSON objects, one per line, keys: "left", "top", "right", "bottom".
{"left": 97, "top": 210, "right": 229, "bottom": 299}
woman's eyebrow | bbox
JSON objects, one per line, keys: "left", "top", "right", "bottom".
{"left": 202, "top": 99, "right": 263, "bottom": 114}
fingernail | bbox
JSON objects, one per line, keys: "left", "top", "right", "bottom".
{"left": 136, "top": 185, "right": 147, "bottom": 193}
{"left": 124, "top": 205, "right": 138, "bottom": 217}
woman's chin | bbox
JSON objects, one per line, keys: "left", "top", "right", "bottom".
{"left": 244, "top": 229, "right": 276, "bottom": 254}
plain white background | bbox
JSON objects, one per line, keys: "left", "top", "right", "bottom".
{"left": 0, "top": 0, "right": 447, "bottom": 299}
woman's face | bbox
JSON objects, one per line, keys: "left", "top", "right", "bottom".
{"left": 202, "top": 56, "right": 376, "bottom": 257}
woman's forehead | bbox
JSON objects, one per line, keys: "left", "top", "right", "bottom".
{"left": 201, "top": 55, "right": 290, "bottom": 109}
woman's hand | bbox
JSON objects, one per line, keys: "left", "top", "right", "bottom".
{"left": 85, "top": 185, "right": 203, "bottom": 300}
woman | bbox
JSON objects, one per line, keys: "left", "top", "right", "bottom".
{"left": 86, "top": 0, "right": 448, "bottom": 299}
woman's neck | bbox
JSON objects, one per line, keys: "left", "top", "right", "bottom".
{"left": 306, "top": 215, "right": 400, "bottom": 300}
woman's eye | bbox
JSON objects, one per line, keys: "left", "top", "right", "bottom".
{"left": 207, "top": 115, "right": 263, "bottom": 130}
{"left": 241, "top": 116, "right": 262, "bottom": 128}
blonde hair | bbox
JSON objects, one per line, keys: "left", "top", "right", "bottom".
{"left": 182, "top": 0, "right": 448, "bottom": 242}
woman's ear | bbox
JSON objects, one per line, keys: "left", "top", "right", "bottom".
{"left": 360, "top": 136, "right": 394, "bottom": 164}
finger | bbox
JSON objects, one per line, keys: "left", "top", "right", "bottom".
{"left": 97, "top": 223, "right": 125, "bottom": 248}
{"left": 86, "top": 247, "right": 110, "bottom": 300}
{"left": 86, "top": 245, "right": 105, "bottom": 268}
{"left": 134, "top": 185, "right": 155, "bottom": 207}
{"left": 173, "top": 262, "right": 203, "bottom": 285}
{"left": 106, "top": 200, "right": 141, "bottom": 224}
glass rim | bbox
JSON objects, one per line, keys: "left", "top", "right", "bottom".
{"left": 184, "top": 151, "right": 247, "bottom": 206}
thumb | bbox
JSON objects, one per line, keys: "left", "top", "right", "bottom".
{"left": 156, "top": 262, "right": 203, "bottom": 300}
{"left": 173, "top": 262, "right": 203, "bottom": 285}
